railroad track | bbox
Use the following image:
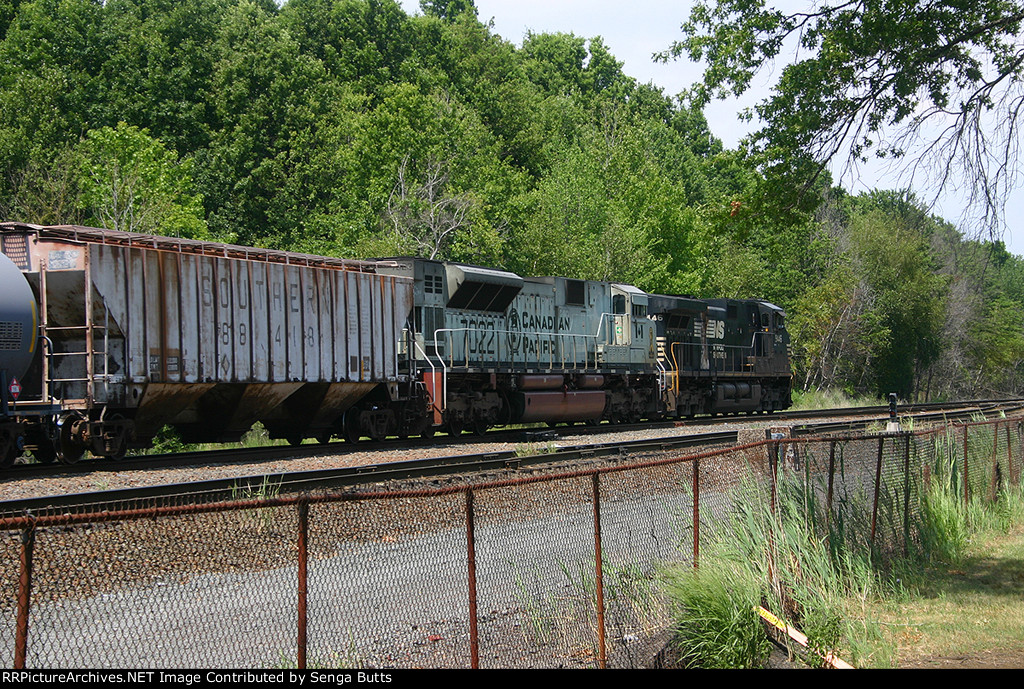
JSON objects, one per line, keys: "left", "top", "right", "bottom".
{"left": 3, "top": 398, "right": 1019, "bottom": 483}
{"left": 0, "top": 430, "right": 742, "bottom": 518}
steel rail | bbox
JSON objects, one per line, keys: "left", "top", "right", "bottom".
{"left": 0, "top": 430, "right": 739, "bottom": 518}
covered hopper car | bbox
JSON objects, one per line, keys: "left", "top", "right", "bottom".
{"left": 0, "top": 222, "right": 791, "bottom": 467}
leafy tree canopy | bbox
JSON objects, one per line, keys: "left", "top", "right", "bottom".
{"left": 662, "top": 0, "right": 1024, "bottom": 229}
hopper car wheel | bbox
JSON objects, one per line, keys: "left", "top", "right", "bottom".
{"left": 287, "top": 435, "right": 305, "bottom": 447}
{"left": 56, "top": 413, "right": 85, "bottom": 465}
{"left": 342, "top": 411, "right": 361, "bottom": 444}
{"left": 105, "top": 434, "right": 128, "bottom": 461}
{"left": 317, "top": 432, "right": 333, "bottom": 445}
{"left": 446, "top": 418, "right": 464, "bottom": 437}
{"left": 472, "top": 421, "right": 489, "bottom": 436}
{"left": 32, "top": 443, "right": 56, "bottom": 464}
{"left": 421, "top": 426, "right": 436, "bottom": 439}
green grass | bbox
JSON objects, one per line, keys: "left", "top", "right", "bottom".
{"left": 142, "top": 421, "right": 288, "bottom": 455}
{"left": 874, "top": 479, "right": 1024, "bottom": 665}
{"left": 661, "top": 450, "right": 1024, "bottom": 668}
{"left": 790, "top": 388, "right": 885, "bottom": 411}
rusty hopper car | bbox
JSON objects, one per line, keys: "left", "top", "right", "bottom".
{"left": 0, "top": 222, "right": 413, "bottom": 463}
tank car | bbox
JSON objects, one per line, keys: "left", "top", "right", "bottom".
{"left": 0, "top": 248, "right": 45, "bottom": 466}
{"left": 0, "top": 222, "right": 414, "bottom": 464}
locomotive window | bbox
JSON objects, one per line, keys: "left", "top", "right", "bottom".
{"left": 775, "top": 314, "right": 785, "bottom": 329}
{"left": 565, "top": 279, "right": 585, "bottom": 306}
{"left": 612, "top": 294, "right": 626, "bottom": 315}
{"left": 632, "top": 304, "right": 647, "bottom": 318}
{"left": 761, "top": 313, "right": 769, "bottom": 327}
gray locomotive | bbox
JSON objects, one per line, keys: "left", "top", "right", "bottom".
{"left": 0, "top": 223, "right": 791, "bottom": 467}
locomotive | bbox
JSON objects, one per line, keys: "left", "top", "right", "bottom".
{"left": 0, "top": 222, "right": 791, "bottom": 467}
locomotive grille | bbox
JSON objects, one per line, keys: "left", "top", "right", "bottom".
{"left": 1, "top": 234, "right": 30, "bottom": 269}
{"left": 0, "top": 321, "right": 23, "bottom": 351}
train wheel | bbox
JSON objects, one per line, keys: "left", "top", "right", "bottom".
{"left": 421, "top": 426, "right": 435, "bottom": 439}
{"left": 472, "top": 421, "right": 489, "bottom": 436}
{"left": 56, "top": 413, "right": 85, "bottom": 465}
{"left": 105, "top": 414, "right": 130, "bottom": 460}
{"left": 32, "top": 443, "right": 56, "bottom": 464}
{"left": 287, "top": 435, "right": 305, "bottom": 447}
{"left": 447, "top": 419, "right": 464, "bottom": 437}
{"left": 342, "top": 411, "right": 361, "bottom": 444}
{"left": 316, "top": 432, "right": 333, "bottom": 445}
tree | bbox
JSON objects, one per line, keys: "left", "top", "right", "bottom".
{"left": 419, "top": 0, "right": 476, "bottom": 22}
{"left": 77, "top": 122, "right": 208, "bottom": 238}
{"left": 662, "top": 0, "right": 1024, "bottom": 230}
{"left": 383, "top": 154, "right": 477, "bottom": 259}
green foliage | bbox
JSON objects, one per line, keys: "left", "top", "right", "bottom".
{"left": 663, "top": 0, "right": 1024, "bottom": 225}
{"left": 1, "top": 0, "right": 1023, "bottom": 403}
{"left": 76, "top": 122, "right": 209, "bottom": 237}
{"left": 662, "top": 558, "right": 770, "bottom": 668}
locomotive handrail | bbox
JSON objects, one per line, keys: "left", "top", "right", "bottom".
{"left": 411, "top": 338, "right": 444, "bottom": 416}
{"left": 433, "top": 327, "right": 602, "bottom": 372}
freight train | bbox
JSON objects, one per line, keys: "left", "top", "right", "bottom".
{"left": 0, "top": 222, "right": 791, "bottom": 467}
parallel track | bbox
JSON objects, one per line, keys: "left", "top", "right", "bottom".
{"left": 0, "top": 430, "right": 741, "bottom": 517}
{"left": 7, "top": 398, "right": 1020, "bottom": 480}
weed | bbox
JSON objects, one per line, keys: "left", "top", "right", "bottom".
{"left": 230, "top": 476, "right": 283, "bottom": 533}
{"left": 513, "top": 441, "right": 559, "bottom": 457}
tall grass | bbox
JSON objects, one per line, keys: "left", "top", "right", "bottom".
{"left": 663, "top": 424, "right": 1024, "bottom": 668}
{"left": 790, "top": 388, "right": 884, "bottom": 411}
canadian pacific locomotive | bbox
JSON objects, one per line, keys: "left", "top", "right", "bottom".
{"left": 0, "top": 222, "right": 791, "bottom": 467}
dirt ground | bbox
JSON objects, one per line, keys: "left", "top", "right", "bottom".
{"left": 898, "top": 648, "right": 1024, "bottom": 669}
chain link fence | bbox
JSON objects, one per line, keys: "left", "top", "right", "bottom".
{"left": 3, "top": 415, "right": 1022, "bottom": 669}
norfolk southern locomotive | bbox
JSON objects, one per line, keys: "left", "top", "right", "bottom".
{"left": 0, "top": 222, "right": 791, "bottom": 467}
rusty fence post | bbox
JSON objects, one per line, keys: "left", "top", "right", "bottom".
{"left": 1009, "top": 423, "right": 1016, "bottom": 488}
{"left": 591, "top": 474, "right": 607, "bottom": 669}
{"left": 991, "top": 420, "right": 1001, "bottom": 501}
{"left": 766, "top": 438, "right": 780, "bottom": 586}
{"left": 963, "top": 424, "right": 970, "bottom": 508}
{"left": 692, "top": 458, "right": 700, "bottom": 570}
{"left": 15, "top": 520, "right": 36, "bottom": 669}
{"left": 770, "top": 439, "right": 779, "bottom": 517}
{"left": 297, "top": 501, "right": 308, "bottom": 670}
{"left": 826, "top": 441, "right": 836, "bottom": 536}
{"left": 903, "top": 435, "right": 911, "bottom": 557}
{"left": 465, "top": 489, "right": 479, "bottom": 669}
{"left": 870, "top": 436, "right": 884, "bottom": 552}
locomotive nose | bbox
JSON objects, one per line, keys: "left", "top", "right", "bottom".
{"left": 0, "top": 251, "right": 37, "bottom": 384}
